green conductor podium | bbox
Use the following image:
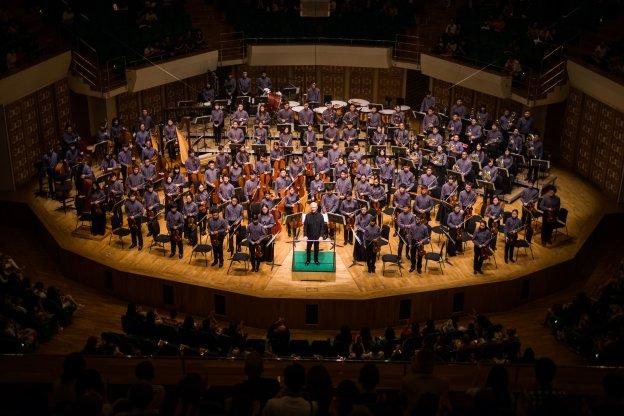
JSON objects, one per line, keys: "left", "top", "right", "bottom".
{"left": 291, "top": 239, "right": 336, "bottom": 282}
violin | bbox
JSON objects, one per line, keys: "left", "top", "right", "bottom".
{"left": 171, "top": 226, "right": 183, "bottom": 243}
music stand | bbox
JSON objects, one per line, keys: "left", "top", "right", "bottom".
{"left": 252, "top": 144, "right": 267, "bottom": 159}
{"left": 296, "top": 124, "right": 309, "bottom": 136}
{"left": 229, "top": 143, "right": 243, "bottom": 157}
{"left": 530, "top": 159, "right": 550, "bottom": 184}
{"left": 372, "top": 168, "right": 380, "bottom": 178}
{"left": 350, "top": 230, "right": 365, "bottom": 268}
{"left": 281, "top": 146, "right": 294, "bottom": 159}
{"left": 356, "top": 198, "right": 370, "bottom": 210}
{"left": 285, "top": 212, "right": 303, "bottom": 242}
{"left": 386, "top": 126, "right": 398, "bottom": 139}
{"left": 371, "top": 145, "right": 385, "bottom": 157}
{"left": 323, "top": 182, "right": 336, "bottom": 193}
{"left": 214, "top": 99, "right": 228, "bottom": 109}
{"left": 234, "top": 186, "right": 244, "bottom": 201}
{"left": 477, "top": 179, "right": 495, "bottom": 197}
{"left": 366, "top": 127, "right": 376, "bottom": 138}
{"left": 266, "top": 232, "right": 281, "bottom": 270}
{"left": 96, "top": 171, "right": 113, "bottom": 184}
{"left": 277, "top": 123, "right": 291, "bottom": 133}
{"left": 236, "top": 96, "right": 251, "bottom": 108}
{"left": 192, "top": 115, "right": 212, "bottom": 149}
{"left": 391, "top": 146, "right": 407, "bottom": 160}
{"left": 322, "top": 213, "right": 343, "bottom": 248}
{"left": 322, "top": 144, "right": 333, "bottom": 153}
{"left": 448, "top": 168, "right": 464, "bottom": 185}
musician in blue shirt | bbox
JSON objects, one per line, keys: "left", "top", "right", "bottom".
{"left": 504, "top": 209, "right": 522, "bottom": 263}
{"left": 166, "top": 204, "right": 185, "bottom": 258}
{"left": 124, "top": 192, "right": 145, "bottom": 250}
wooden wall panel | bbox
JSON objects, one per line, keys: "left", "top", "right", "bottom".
{"left": 54, "top": 80, "right": 71, "bottom": 133}
{"left": 21, "top": 94, "right": 40, "bottom": 185}
{"left": 450, "top": 85, "right": 475, "bottom": 113}
{"left": 320, "top": 66, "right": 345, "bottom": 101}
{"left": 266, "top": 66, "right": 290, "bottom": 93}
{"left": 431, "top": 78, "right": 452, "bottom": 113}
{"left": 377, "top": 67, "right": 404, "bottom": 103}
{"left": 559, "top": 88, "right": 583, "bottom": 167}
{"left": 575, "top": 95, "right": 600, "bottom": 177}
{"left": 37, "top": 86, "right": 58, "bottom": 151}
{"left": 141, "top": 86, "right": 163, "bottom": 124}
{"left": 499, "top": 99, "right": 525, "bottom": 121}
{"left": 348, "top": 67, "right": 374, "bottom": 101}
{"left": 186, "top": 74, "right": 207, "bottom": 102}
{"left": 116, "top": 92, "right": 140, "bottom": 130}
{"left": 5, "top": 102, "right": 26, "bottom": 187}
{"left": 474, "top": 91, "right": 499, "bottom": 119}
{"left": 591, "top": 104, "right": 613, "bottom": 188}
{"left": 164, "top": 82, "right": 187, "bottom": 109}
{"left": 292, "top": 65, "right": 316, "bottom": 98}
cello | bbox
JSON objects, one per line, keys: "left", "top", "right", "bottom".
{"left": 293, "top": 173, "right": 306, "bottom": 197}
{"left": 272, "top": 158, "right": 285, "bottom": 182}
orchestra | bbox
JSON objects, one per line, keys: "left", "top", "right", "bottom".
{"left": 41, "top": 86, "right": 562, "bottom": 278}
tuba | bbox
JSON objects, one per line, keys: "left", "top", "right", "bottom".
{"left": 481, "top": 169, "right": 492, "bottom": 182}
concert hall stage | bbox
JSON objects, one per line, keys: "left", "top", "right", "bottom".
{"left": 2, "top": 167, "right": 619, "bottom": 329}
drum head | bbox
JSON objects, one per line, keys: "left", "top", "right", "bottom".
{"left": 292, "top": 106, "right": 304, "bottom": 113}
{"left": 399, "top": 105, "right": 411, "bottom": 111}
{"left": 289, "top": 101, "right": 300, "bottom": 107}
{"left": 380, "top": 109, "right": 395, "bottom": 115}
{"left": 349, "top": 98, "right": 370, "bottom": 107}
{"left": 359, "top": 106, "right": 371, "bottom": 113}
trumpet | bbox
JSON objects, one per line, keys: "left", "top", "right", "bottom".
{"left": 470, "top": 152, "right": 480, "bottom": 163}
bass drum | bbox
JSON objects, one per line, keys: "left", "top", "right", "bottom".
{"left": 267, "top": 92, "right": 282, "bottom": 113}
{"left": 380, "top": 109, "right": 395, "bottom": 125}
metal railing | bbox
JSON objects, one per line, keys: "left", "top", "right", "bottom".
{"left": 219, "top": 31, "right": 246, "bottom": 63}
{"left": 393, "top": 34, "right": 422, "bottom": 64}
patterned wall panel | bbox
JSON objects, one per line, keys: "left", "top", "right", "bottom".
{"left": 164, "top": 81, "right": 187, "bottom": 111}
{"left": 5, "top": 101, "right": 26, "bottom": 186}
{"left": 116, "top": 91, "right": 140, "bottom": 130}
{"left": 54, "top": 79, "right": 71, "bottom": 133}
{"left": 348, "top": 67, "right": 374, "bottom": 101}
{"left": 450, "top": 85, "right": 475, "bottom": 113}
{"left": 431, "top": 78, "right": 452, "bottom": 113}
{"left": 575, "top": 95, "right": 600, "bottom": 178}
{"left": 37, "top": 85, "right": 58, "bottom": 151}
{"left": 141, "top": 86, "right": 163, "bottom": 124}
{"left": 604, "top": 113, "right": 624, "bottom": 200}
{"left": 474, "top": 91, "right": 499, "bottom": 120}
{"left": 499, "top": 99, "right": 524, "bottom": 121}
{"left": 591, "top": 104, "right": 614, "bottom": 188}
{"left": 377, "top": 67, "right": 404, "bottom": 104}
{"left": 292, "top": 65, "right": 316, "bottom": 98}
{"left": 20, "top": 93, "right": 40, "bottom": 184}
{"left": 559, "top": 88, "right": 583, "bottom": 167}
{"left": 186, "top": 74, "right": 207, "bottom": 101}
{"left": 320, "top": 66, "right": 346, "bottom": 101}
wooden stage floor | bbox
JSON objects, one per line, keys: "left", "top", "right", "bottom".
{"left": 4, "top": 166, "right": 619, "bottom": 303}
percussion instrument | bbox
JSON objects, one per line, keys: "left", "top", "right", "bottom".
{"left": 292, "top": 105, "right": 304, "bottom": 122}
{"left": 358, "top": 106, "right": 371, "bottom": 124}
{"left": 313, "top": 107, "right": 325, "bottom": 123}
{"left": 379, "top": 109, "right": 395, "bottom": 125}
{"left": 348, "top": 98, "right": 370, "bottom": 109}
{"left": 399, "top": 105, "right": 411, "bottom": 112}
{"left": 267, "top": 91, "right": 282, "bottom": 113}
{"left": 288, "top": 101, "right": 300, "bottom": 108}
{"left": 331, "top": 100, "right": 347, "bottom": 117}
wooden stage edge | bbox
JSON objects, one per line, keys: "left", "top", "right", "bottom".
{"left": 1, "top": 169, "right": 622, "bottom": 329}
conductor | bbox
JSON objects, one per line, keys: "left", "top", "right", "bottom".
{"left": 303, "top": 202, "right": 325, "bottom": 266}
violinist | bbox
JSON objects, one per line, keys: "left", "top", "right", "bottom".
{"left": 379, "top": 157, "right": 395, "bottom": 202}
{"left": 279, "top": 126, "right": 293, "bottom": 147}
{"left": 218, "top": 176, "right": 235, "bottom": 204}
{"left": 504, "top": 209, "right": 522, "bottom": 263}
{"left": 472, "top": 220, "right": 492, "bottom": 274}
{"left": 164, "top": 176, "right": 181, "bottom": 212}
{"left": 484, "top": 196, "right": 503, "bottom": 249}
{"left": 108, "top": 172, "right": 125, "bottom": 217}
{"left": 353, "top": 205, "right": 373, "bottom": 262}
{"left": 208, "top": 208, "right": 228, "bottom": 267}
{"left": 301, "top": 124, "right": 316, "bottom": 147}
{"left": 413, "top": 187, "right": 434, "bottom": 224}
{"left": 364, "top": 217, "right": 382, "bottom": 273}
{"left": 182, "top": 194, "right": 199, "bottom": 246}
{"left": 396, "top": 205, "right": 416, "bottom": 261}
{"left": 247, "top": 214, "right": 267, "bottom": 272}
{"left": 321, "top": 189, "right": 339, "bottom": 239}
{"left": 538, "top": 186, "right": 560, "bottom": 245}
{"left": 143, "top": 182, "right": 161, "bottom": 237}
{"left": 195, "top": 184, "right": 210, "bottom": 235}
{"left": 409, "top": 221, "right": 430, "bottom": 274}
{"left": 446, "top": 205, "right": 464, "bottom": 257}
{"left": 288, "top": 156, "right": 304, "bottom": 180}
{"left": 254, "top": 154, "right": 272, "bottom": 176}
{"left": 339, "top": 193, "right": 357, "bottom": 245}
{"left": 323, "top": 121, "right": 339, "bottom": 143}
{"left": 244, "top": 172, "right": 260, "bottom": 203}
{"left": 438, "top": 176, "right": 457, "bottom": 225}
{"left": 90, "top": 181, "right": 107, "bottom": 236}
{"left": 309, "top": 173, "right": 326, "bottom": 201}
{"left": 369, "top": 178, "right": 387, "bottom": 212}
{"left": 163, "top": 119, "right": 178, "bottom": 159}
{"left": 117, "top": 143, "right": 133, "bottom": 181}
{"left": 270, "top": 142, "right": 284, "bottom": 165}
{"left": 283, "top": 187, "right": 300, "bottom": 238}
{"left": 274, "top": 169, "right": 292, "bottom": 195}
{"left": 166, "top": 204, "right": 185, "bottom": 259}
{"left": 327, "top": 142, "right": 341, "bottom": 167}
{"left": 354, "top": 175, "right": 371, "bottom": 200}
{"left": 313, "top": 149, "right": 330, "bottom": 178}
{"left": 227, "top": 121, "right": 245, "bottom": 145}
{"left": 212, "top": 103, "right": 224, "bottom": 145}
{"left": 100, "top": 153, "right": 118, "bottom": 174}
{"left": 254, "top": 121, "right": 268, "bottom": 144}
{"left": 224, "top": 196, "right": 244, "bottom": 253}
{"left": 333, "top": 157, "right": 349, "bottom": 179}
{"left": 124, "top": 192, "right": 145, "bottom": 250}
{"left": 335, "top": 171, "right": 353, "bottom": 200}
{"left": 140, "top": 158, "right": 158, "bottom": 184}
{"left": 185, "top": 149, "right": 201, "bottom": 189}
{"left": 126, "top": 165, "right": 146, "bottom": 196}
{"left": 228, "top": 161, "right": 244, "bottom": 186}
{"left": 355, "top": 158, "right": 373, "bottom": 181}
{"left": 235, "top": 146, "right": 251, "bottom": 166}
